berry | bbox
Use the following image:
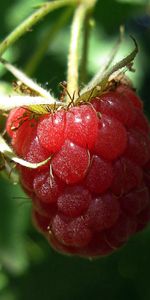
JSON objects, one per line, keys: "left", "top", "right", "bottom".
{"left": 125, "top": 128, "right": 150, "bottom": 166}
{"left": 52, "top": 140, "right": 90, "bottom": 184}
{"left": 93, "top": 114, "right": 127, "bottom": 160}
{"left": 120, "top": 184, "right": 149, "bottom": 216}
{"left": 84, "top": 155, "right": 114, "bottom": 194}
{"left": 91, "top": 91, "right": 135, "bottom": 126}
{"left": 6, "top": 107, "right": 30, "bottom": 137}
{"left": 33, "top": 170, "right": 64, "bottom": 204}
{"left": 6, "top": 85, "right": 150, "bottom": 258}
{"left": 33, "top": 209, "right": 52, "bottom": 233}
{"left": 37, "top": 110, "right": 66, "bottom": 153}
{"left": 65, "top": 105, "right": 98, "bottom": 149}
{"left": 57, "top": 185, "right": 91, "bottom": 217}
{"left": 85, "top": 193, "right": 120, "bottom": 231}
{"left": 111, "top": 157, "right": 143, "bottom": 196}
{"left": 116, "top": 84, "right": 143, "bottom": 110}
{"left": 105, "top": 213, "right": 137, "bottom": 249}
{"left": 51, "top": 214, "right": 92, "bottom": 248}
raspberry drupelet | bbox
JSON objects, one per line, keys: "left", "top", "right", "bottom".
{"left": 6, "top": 84, "right": 150, "bottom": 258}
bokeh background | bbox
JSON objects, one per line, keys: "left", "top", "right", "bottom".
{"left": 0, "top": 0, "right": 150, "bottom": 299}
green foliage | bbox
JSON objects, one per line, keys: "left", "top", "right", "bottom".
{"left": 0, "top": 0, "right": 150, "bottom": 299}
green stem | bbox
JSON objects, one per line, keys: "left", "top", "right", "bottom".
{"left": 66, "top": 0, "right": 96, "bottom": 102}
{"left": 25, "top": 7, "right": 73, "bottom": 76}
{"left": 80, "top": 12, "right": 92, "bottom": 84}
{"left": 0, "top": 0, "right": 77, "bottom": 57}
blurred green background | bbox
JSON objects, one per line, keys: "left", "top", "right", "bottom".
{"left": 0, "top": 0, "right": 150, "bottom": 299}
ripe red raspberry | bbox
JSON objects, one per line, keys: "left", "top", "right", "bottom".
{"left": 6, "top": 84, "right": 150, "bottom": 258}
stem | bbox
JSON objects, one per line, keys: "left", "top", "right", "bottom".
{"left": 0, "top": 0, "right": 77, "bottom": 57}
{"left": 25, "top": 7, "right": 73, "bottom": 76}
{"left": 66, "top": 0, "right": 97, "bottom": 102}
{"left": 80, "top": 12, "right": 91, "bottom": 83}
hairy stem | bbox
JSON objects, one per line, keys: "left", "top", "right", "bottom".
{"left": 66, "top": 0, "right": 97, "bottom": 102}
{"left": 0, "top": 0, "right": 77, "bottom": 57}
{"left": 80, "top": 13, "right": 92, "bottom": 84}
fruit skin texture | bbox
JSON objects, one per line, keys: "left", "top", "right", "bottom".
{"left": 6, "top": 84, "right": 150, "bottom": 258}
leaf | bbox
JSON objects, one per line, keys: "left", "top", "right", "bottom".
{"left": 76, "top": 37, "right": 138, "bottom": 103}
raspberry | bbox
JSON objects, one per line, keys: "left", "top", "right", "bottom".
{"left": 125, "top": 128, "right": 150, "bottom": 166}
{"left": 84, "top": 155, "right": 114, "bottom": 194}
{"left": 111, "top": 157, "right": 143, "bottom": 196}
{"left": 65, "top": 105, "right": 98, "bottom": 149}
{"left": 33, "top": 171, "right": 64, "bottom": 212}
{"left": 85, "top": 193, "right": 120, "bottom": 231}
{"left": 12, "top": 118, "right": 38, "bottom": 157}
{"left": 51, "top": 214, "right": 92, "bottom": 248}
{"left": 57, "top": 185, "right": 91, "bottom": 217}
{"left": 37, "top": 110, "right": 66, "bottom": 153}
{"left": 105, "top": 213, "right": 137, "bottom": 249}
{"left": 6, "top": 85, "right": 150, "bottom": 258}
{"left": 33, "top": 209, "right": 52, "bottom": 233}
{"left": 133, "top": 108, "right": 150, "bottom": 134}
{"left": 6, "top": 107, "right": 30, "bottom": 138}
{"left": 52, "top": 139, "right": 90, "bottom": 184}
{"left": 91, "top": 91, "right": 135, "bottom": 126}
{"left": 116, "top": 85, "right": 143, "bottom": 110}
{"left": 93, "top": 114, "right": 127, "bottom": 160}
{"left": 120, "top": 184, "right": 149, "bottom": 216}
